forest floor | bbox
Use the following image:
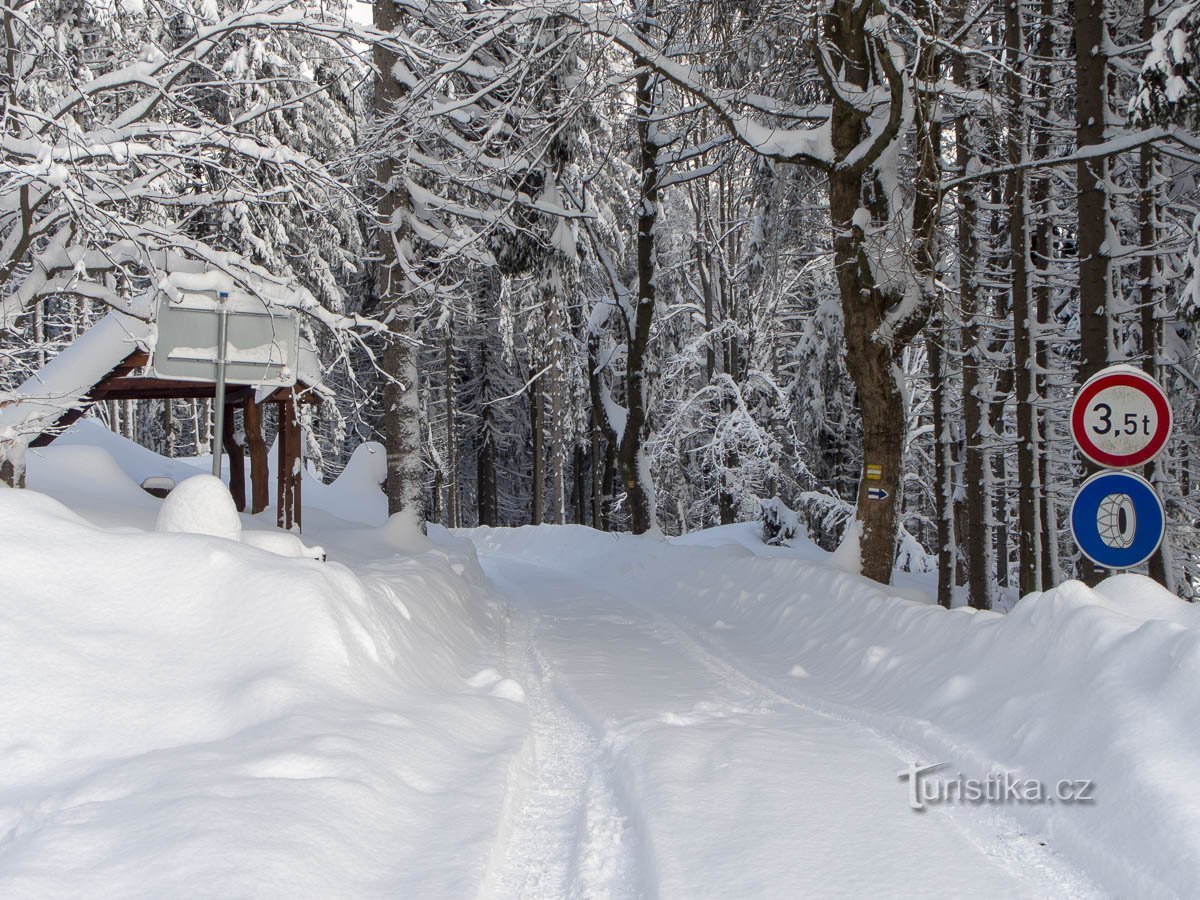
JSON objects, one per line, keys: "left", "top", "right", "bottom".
{"left": 2, "top": 421, "right": 1196, "bottom": 897}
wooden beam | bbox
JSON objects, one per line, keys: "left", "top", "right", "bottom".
{"left": 276, "top": 400, "right": 291, "bottom": 530}
{"left": 222, "top": 406, "right": 246, "bottom": 512}
{"left": 92, "top": 379, "right": 254, "bottom": 403}
{"left": 291, "top": 399, "right": 303, "bottom": 532}
{"left": 244, "top": 398, "right": 269, "bottom": 515}
{"left": 274, "top": 395, "right": 304, "bottom": 532}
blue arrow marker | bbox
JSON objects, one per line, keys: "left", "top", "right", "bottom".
{"left": 866, "top": 487, "right": 888, "bottom": 501}
{"left": 1070, "top": 471, "right": 1165, "bottom": 570}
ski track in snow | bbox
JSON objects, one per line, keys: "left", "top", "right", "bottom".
{"left": 480, "top": 582, "right": 640, "bottom": 900}
{"left": 474, "top": 546, "right": 1102, "bottom": 900}
{"left": 632, "top": 603, "right": 1103, "bottom": 899}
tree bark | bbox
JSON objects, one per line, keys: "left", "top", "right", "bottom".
{"left": 444, "top": 321, "right": 459, "bottom": 529}
{"left": 1139, "top": 109, "right": 1171, "bottom": 588}
{"left": 375, "top": 0, "right": 425, "bottom": 526}
{"left": 530, "top": 367, "right": 544, "bottom": 526}
{"left": 1076, "top": 0, "right": 1111, "bottom": 585}
{"left": 620, "top": 31, "right": 661, "bottom": 535}
{"left": 824, "top": 0, "right": 938, "bottom": 584}
{"left": 1006, "top": 0, "right": 1041, "bottom": 598}
{"left": 1032, "top": 0, "right": 1058, "bottom": 589}
{"left": 928, "top": 312, "right": 954, "bottom": 609}
{"left": 954, "top": 46, "right": 992, "bottom": 610}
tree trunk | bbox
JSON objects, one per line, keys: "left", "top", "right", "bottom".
{"left": 444, "top": 321, "right": 459, "bottom": 529}
{"left": 574, "top": 444, "right": 586, "bottom": 525}
{"left": 928, "top": 313, "right": 955, "bottom": 609}
{"left": 1138, "top": 0, "right": 1172, "bottom": 591}
{"left": 591, "top": 423, "right": 604, "bottom": 530}
{"left": 620, "top": 36, "right": 661, "bottom": 535}
{"left": 1076, "top": 0, "right": 1111, "bottom": 585}
{"left": 530, "top": 367, "right": 544, "bottom": 526}
{"left": 1006, "top": 0, "right": 1041, "bottom": 598}
{"left": 824, "top": 0, "right": 938, "bottom": 584}
{"left": 477, "top": 277, "right": 500, "bottom": 528}
{"left": 955, "top": 48, "right": 992, "bottom": 609}
{"left": 988, "top": 367, "right": 1015, "bottom": 590}
{"left": 1032, "top": 0, "right": 1058, "bottom": 589}
{"left": 161, "top": 399, "right": 175, "bottom": 457}
{"left": 375, "top": 0, "right": 425, "bottom": 526}
{"left": 545, "top": 285, "right": 568, "bottom": 525}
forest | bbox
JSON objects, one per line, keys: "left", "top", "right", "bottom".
{"left": 2, "top": 0, "right": 1200, "bottom": 606}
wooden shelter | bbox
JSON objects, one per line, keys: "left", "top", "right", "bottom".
{"left": 19, "top": 325, "right": 318, "bottom": 531}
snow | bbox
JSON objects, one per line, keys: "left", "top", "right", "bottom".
{"left": 155, "top": 474, "right": 244, "bottom": 540}
{"left": 0, "top": 312, "right": 151, "bottom": 453}
{"left": 2, "top": 436, "right": 527, "bottom": 897}
{"left": 466, "top": 524, "right": 1200, "bottom": 897}
{"left": 5, "top": 427, "right": 1200, "bottom": 896}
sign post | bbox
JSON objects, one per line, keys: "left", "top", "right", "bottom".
{"left": 210, "top": 292, "right": 230, "bottom": 477}
{"left": 1069, "top": 365, "right": 1172, "bottom": 572}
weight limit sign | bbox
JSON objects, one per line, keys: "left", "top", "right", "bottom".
{"left": 1070, "top": 367, "right": 1172, "bottom": 469}
{"left": 1069, "top": 471, "right": 1166, "bottom": 570}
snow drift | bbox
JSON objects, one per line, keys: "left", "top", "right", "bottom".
{"left": 0, "top": 484, "right": 525, "bottom": 897}
{"left": 470, "top": 524, "right": 1200, "bottom": 898}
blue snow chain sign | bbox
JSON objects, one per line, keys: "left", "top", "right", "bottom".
{"left": 1069, "top": 470, "right": 1165, "bottom": 570}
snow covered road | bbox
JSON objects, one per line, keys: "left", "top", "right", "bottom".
{"left": 13, "top": 430, "right": 1195, "bottom": 897}
{"left": 471, "top": 538, "right": 1097, "bottom": 899}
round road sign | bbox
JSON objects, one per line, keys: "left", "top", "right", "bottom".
{"left": 1070, "top": 366, "right": 1172, "bottom": 468}
{"left": 1069, "top": 470, "right": 1165, "bottom": 570}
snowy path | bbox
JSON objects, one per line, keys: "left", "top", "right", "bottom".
{"left": 473, "top": 547, "right": 1097, "bottom": 899}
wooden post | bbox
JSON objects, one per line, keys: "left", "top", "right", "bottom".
{"left": 222, "top": 402, "right": 246, "bottom": 512}
{"left": 291, "top": 396, "right": 302, "bottom": 533}
{"left": 244, "top": 398, "right": 269, "bottom": 514}
{"left": 276, "top": 400, "right": 290, "bottom": 530}
{"left": 275, "top": 394, "right": 303, "bottom": 531}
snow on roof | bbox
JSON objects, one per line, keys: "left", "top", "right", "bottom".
{"left": 1, "top": 302, "right": 324, "bottom": 447}
{"left": 0, "top": 312, "right": 153, "bottom": 441}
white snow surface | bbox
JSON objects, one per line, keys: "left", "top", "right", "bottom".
{"left": 3, "top": 424, "right": 1200, "bottom": 897}
{"left": 0, "top": 312, "right": 151, "bottom": 441}
{"left": 2, "top": 438, "right": 525, "bottom": 896}
{"left": 155, "top": 473, "right": 244, "bottom": 540}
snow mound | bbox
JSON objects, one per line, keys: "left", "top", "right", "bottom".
{"left": 155, "top": 473, "right": 243, "bottom": 540}
{"left": 241, "top": 528, "right": 325, "bottom": 560}
{"left": 336, "top": 440, "right": 387, "bottom": 493}
{"left": 668, "top": 562, "right": 1200, "bottom": 897}
{"left": 0, "top": 485, "right": 524, "bottom": 896}
{"left": 27, "top": 442, "right": 162, "bottom": 525}
{"left": 473, "top": 524, "right": 1200, "bottom": 897}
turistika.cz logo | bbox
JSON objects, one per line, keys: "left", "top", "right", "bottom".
{"left": 898, "top": 762, "right": 1096, "bottom": 812}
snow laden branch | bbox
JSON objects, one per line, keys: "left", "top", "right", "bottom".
{"left": 0, "top": 0, "right": 380, "bottom": 337}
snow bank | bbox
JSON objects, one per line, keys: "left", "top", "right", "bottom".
{"left": 469, "top": 525, "right": 1200, "bottom": 898}
{"left": 667, "top": 563, "right": 1200, "bottom": 898}
{"left": 0, "top": 486, "right": 525, "bottom": 896}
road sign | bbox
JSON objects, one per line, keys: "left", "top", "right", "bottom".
{"left": 152, "top": 293, "right": 299, "bottom": 387}
{"left": 866, "top": 487, "right": 889, "bottom": 501}
{"left": 1070, "top": 471, "right": 1165, "bottom": 569}
{"left": 1070, "top": 366, "right": 1172, "bottom": 468}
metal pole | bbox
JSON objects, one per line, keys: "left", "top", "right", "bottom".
{"left": 211, "top": 292, "right": 230, "bottom": 478}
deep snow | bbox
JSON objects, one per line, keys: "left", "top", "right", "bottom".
{"left": 2, "top": 423, "right": 1198, "bottom": 897}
